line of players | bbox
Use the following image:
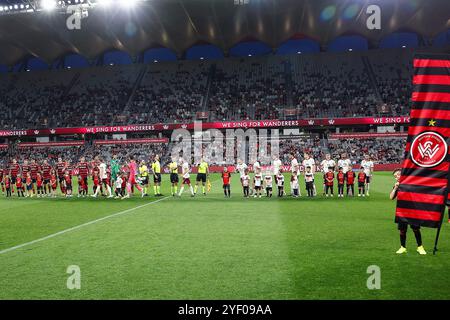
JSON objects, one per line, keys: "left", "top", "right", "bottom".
{"left": 232, "top": 153, "right": 374, "bottom": 198}
{"left": 0, "top": 152, "right": 374, "bottom": 199}
{"left": 0, "top": 155, "right": 165, "bottom": 199}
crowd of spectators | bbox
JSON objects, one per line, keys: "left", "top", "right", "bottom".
{"left": 327, "top": 137, "right": 406, "bottom": 164}
{"left": 0, "top": 49, "right": 421, "bottom": 131}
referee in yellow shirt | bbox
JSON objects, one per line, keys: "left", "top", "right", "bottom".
{"left": 139, "top": 160, "right": 149, "bottom": 196}
{"left": 195, "top": 158, "right": 209, "bottom": 196}
{"left": 151, "top": 155, "right": 162, "bottom": 196}
{"left": 168, "top": 157, "right": 179, "bottom": 197}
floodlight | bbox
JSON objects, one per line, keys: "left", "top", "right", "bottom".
{"left": 41, "top": 0, "right": 56, "bottom": 10}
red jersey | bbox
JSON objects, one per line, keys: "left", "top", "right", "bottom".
{"left": 36, "top": 175, "right": 43, "bottom": 187}
{"left": 222, "top": 172, "right": 231, "bottom": 185}
{"left": 42, "top": 164, "right": 52, "bottom": 180}
{"left": 78, "top": 162, "right": 89, "bottom": 178}
{"left": 121, "top": 176, "right": 127, "bottom": 189}
{"left": 0, "top": 168, "right": 3, "bottom": 180}
{"left": 26, "top": 176, "right": 32, "bottom": 186}
{"left": 93, "top": 176, "right": 100, "bottom": 187}
{"left": 337, "top": 172, "right": 345, "bottom": 185}
{"left": 5, "top": 177, "right": 10, "bottom": 188}
{"left": 64, "top": 174, "right": 72, "bottom": 186}
{"left": 22, "top": 164, "right": 31, "bottom": 176}
{"left": 50, "top": 175, "right": 57, "bottom": 189}
{"left": 78, "top": 177, "right": 85, "bottom": 187}
{"left": 30, "top": 163, "right": 40, "bottom": 179}
{"left": 346, "top": 171, "right": 355, "bottom": 185}
{"left": 358, "top": 172, "right": 366, "bottom": 183}
{"left": 325, "top": 172, "right": 334, "bottom": 186}
{"left": 9, "top": 163, "right": 20, "bottom": 177}
{"left": 16, "top": 177, "right": 23, "bottom": 188}
{"left": 56, "top": 162, "right": 66, "bottom": 177}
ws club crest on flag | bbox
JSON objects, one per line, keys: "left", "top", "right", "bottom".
{"left": 395, "top": 53, "right": 450, "bottom": 253}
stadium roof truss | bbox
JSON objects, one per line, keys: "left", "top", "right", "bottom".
{"left": 0, "top": 0, "right": 448, "bottom": 66}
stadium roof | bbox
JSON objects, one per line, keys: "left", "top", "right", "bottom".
{"left": 0, "top": 0, "right": 448, "bottom": 66}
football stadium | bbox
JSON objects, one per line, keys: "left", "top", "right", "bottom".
{"left": 0, "top": 0, "right": 449, "bottom": 306}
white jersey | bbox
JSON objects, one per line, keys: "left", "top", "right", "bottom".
{"left": 302, "top": 158, "right": 316, "bottom": 173}
{"left": 291, "top": 176, "right": 299, "bottom": 190}
{"left": 272, "top": 159, "right": 282, "bottom": 175}
{"left": 236, "top": 162, "right": 248, "bottom": 177}
{"left": 276, "top": 175, "right": 285, "bottom": 187}
{"left": 290, "top": 158, "right": 299, "bottom": 175}
{"left": 182, "top": 163, "right": 190, "bottom": 179}
{"left": 338, "top": 159, "right": 352, "bottom": 174}
{"left": 361, "top": 160, "right": 374, "bottom": 176}
{"left": 321, "top": 159, "right": 336, "bottom": 174}
{"left": 264, "top": 175, "right": 273, "bottom": 188}
{"left": 242, "top": 175, "right": 250, "bottom": 187}
{"left": 115, "top": 177, "right": 123, "bottom": 188}
{"left": 254, "top": 174, "right": 262, "bottom": 187}
{"left": 253, "top": 161, "right": 261, "bottom": 173}
{"left": 304, "top": 172, "right": 314, "bottom": 183}
{"left": 99, "top": 163, "right": 107, "bottom": 179}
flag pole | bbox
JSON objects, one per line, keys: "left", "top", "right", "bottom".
{"left": 434, "top": 166, "right": 450, "bottom": 255}
{"left": 433, "top": 223, "right": 443, "bottom": 255}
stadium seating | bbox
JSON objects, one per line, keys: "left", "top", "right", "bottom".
{"left": 0, "top": 48, "right": 425, "bottom": 130}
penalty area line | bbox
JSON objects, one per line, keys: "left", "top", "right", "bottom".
{"left": 0, "top": 196, "right": 170, "bottom": 256}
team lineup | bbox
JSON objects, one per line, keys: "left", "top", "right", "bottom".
{"left": 0, "top": 152, "right": 375, "bottom": 199}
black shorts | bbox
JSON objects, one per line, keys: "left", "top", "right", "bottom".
{"left": 223, "top": 183, "right": 230, "bottom": 189}
{"left": 44, "top": 179, "right": 50, "bottom": 185}
{"left": 141, "top": 177, "right": 149, "bottom": 185}
{"left": 358, "top": 182, "right": 365, "bottom": 188}
{"left": 255, "top": 186, "right": 262, "bottom": 190}
{"left": 170, "top": 173, "right": 179, "bottom": 184}
{"left": 398, "top": 222, "right": 420, "bottom": 231}
{"left": 66, "top": 185, "right": 72, "bottom": 191}
{"left": 11, "top": 176, "right": 16, "bottom": 184}
{"left": 266, "top": 187, "right": 272, "bottom": 191}
{"left": 32, "top": 178, "right": 36, "bottom": 184}
{"left": 366, "top": 176, "right": 371, "bottom": 183}
{"left": 153, "top": 173, "right": 161, "bottom": 183}
{"left": 197, "top": 173, "right": 207, "bottom": 183}
{"left": 59, "top": 176, "right": 65, "bottom": 184}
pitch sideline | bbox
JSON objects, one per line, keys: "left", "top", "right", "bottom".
{"left": 0, "top": 196, "right": 170, "bottom": 256}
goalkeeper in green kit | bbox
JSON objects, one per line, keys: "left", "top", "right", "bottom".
{"left": 110, "top": 154, "right": 120, "bottom": 187}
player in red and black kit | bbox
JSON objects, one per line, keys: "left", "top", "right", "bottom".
{"left": 50, "top": 170, "right": 58, "bottom": 197}
{"left": 56, "top": 157, "right": 67, "bottom": 195}
{"left": 4, "top": 174, "right": 11, "bottom": 197}
{"left": 357, "top": 168, "right": 367, "bottom": 197}
{"left": 15, "top": 174, "right": 24, "bottom": 197}
{"left": 21, "top": 160, "right": 31, "bottom": 182}
{"left": 64, "top": 170, "right": 73, "bottom": 197}
{"left": 221, "top": 167, "right": 231, "bottom": 198}
{"left": 9, "top": 159, "right": 20, "bottom": 193}
{"left": 324, "top": 167, "right": 334, "bottom": 197}
{"left": 77, "top": 157, "right": 90, "bottom": 195}
{"left": 30, "top": 159, "right": 40, "bottom": 196}
{"left": 345, "top": 166, "right": 355, "bottom": 197}
{"left": 41, "top": 159, "right": 52, "bottom": 196}
{"left": 0, "top": 165, "right": 4, "bottom": 195}
{"left": 336, "top": 167, "right": 345, "bottom": 197}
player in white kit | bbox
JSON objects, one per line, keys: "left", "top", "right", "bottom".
{"left": 302, "top": 153, "right": 316, "bottom": 195}
{"left": 178, "top": 159, "right": 194, "bottom": 197}
{"left": 289, "top": 154, "right": 300, "bottom": 196}
{"left": 361, "top": 154, "right": 374, "bottom": 196}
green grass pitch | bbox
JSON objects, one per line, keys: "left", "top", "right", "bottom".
{"left": 1, "top": 172, "right": 450, "bottom": 300}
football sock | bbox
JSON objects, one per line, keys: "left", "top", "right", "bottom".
{"left": 400, "top": 231, "right": 406, "bottom": 247}
{"left": 154, "top": 186, "right": 157, "bottom": 195}
{"left": 194, "top": 186, "right": 198, "bottom": 194}
{"left": 413, "top": 230, "right": 422, "bottom": 246}
{"left": 202, "top": 186, "right": 205, "bottom": 194}
{"left": 174, "top": 186, "right": 178, "bottom": 194}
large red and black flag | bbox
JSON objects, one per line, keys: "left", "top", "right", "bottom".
{"left": 396, "top": 53, "right": 450, "bottom": 228}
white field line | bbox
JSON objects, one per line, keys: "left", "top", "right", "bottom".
{"left": 0, "top": 196, "right": 170, "bottom": 255}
